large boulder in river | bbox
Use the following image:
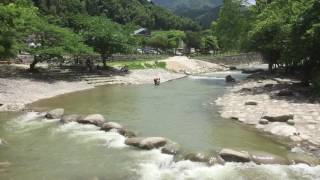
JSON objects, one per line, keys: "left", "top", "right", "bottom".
{"left": 60, "top": 114, "right": 81, "bottom": 123}
{"left": 125, "top": 137, "right": 146, "bottom": 147}
{"left": 264, "top": 122, "right": 298, "bottom": 137}
{"left": 101, "top": 122, "right": 123, "bottom": 132}
{"left": 77, "top": 114, "right": 105, "bottom": 127}
{"left": 139, "top": 137, "right": 168, "bottom": 150}
{"left": 161, "top": 141, "right": 181, "bottom": 155}
{"left": 225, "top": 75, "right": 236, "bottom": 83}
{"left": 245, "top": 101, "right": 258, "bottom": 106}
{"left": 287, "top": 153, "right": 319, "bottom": 166}
{"left": 219, "top": 148, "right": 251, "bottom": 163}
{"left": 118, "top": 128, "right": 136, "bottom": 138}
{"left": 262, "top": 115, "right": 294, "bottom": 122}
{"left": 250, "top": 151, "right": 288, "bottom": 165}
{"left": 45, "top": 108, "right": 64, "bottom": 119}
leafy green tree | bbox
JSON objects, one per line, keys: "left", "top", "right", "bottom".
{"left": 0, "top": 4, "right": 20, "bottom": 60}
{"left": 185, "top": 31, "right": 202, "bottom": 50}
{"left": 146, "top": 34, "right": 168, "bottom": 51}
{"left": 71, "top": 15, "right": 133, "bottom": 67}
{"left": 201, "top": 35, "right": 219, "bottom": 53}
{"left": 215, "top": 0, "right": 251, "bottom": 51}
{"left": 0, "top": 2, "right": 93, "bottom": 70}
{"left": 28, "top": 24, "right": 93, "bottom": 71}
{"left": 146, "top": 30, "right": 186, "bottom": 53}
{"left": 247, "top": 0, "right": 313, "bottom": 72}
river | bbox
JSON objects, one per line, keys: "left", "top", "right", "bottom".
{"left": 0, "top": 71, "right": 319, "bottom": 180}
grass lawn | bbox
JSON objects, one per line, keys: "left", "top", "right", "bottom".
{"left": 107, "top": 60, "right": 166, "bottom": 70}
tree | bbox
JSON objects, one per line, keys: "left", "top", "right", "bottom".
{"left": 0, "top": 4, "right": 20, "bottom": 60}
{"left": 185, "top": 31, "right": 202, "bottom": 51}
{"left": 201, "top": 35, "right": 219, "bottom": 53}
{"left": 247, "top": 0, "right": 313, "bottom": 72}
{"left": 71, "top": 15, "right": 133, "bottom": 67}
{"left": 146, "top": 30, "right": 186, "bottom": 53}
{"left": 215, "top": 0, "right": 251, "bottom": 51}
{"left": 27, "top": 23, "right": 93, "bottom": 71}
{"left": 0, "top": 2, "right": 92, "bottom": 69}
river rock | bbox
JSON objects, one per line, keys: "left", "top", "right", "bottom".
{"left": 184, "top": 153, "right": 209, "bottom": 163}
{"left": 229, "top": 66, "right": 237, "bottom": 71}
{"left": 259, "top": 119, "right": 269, "bottom": 125}
{"left": 161, "top": 141, "right": 180, "bottom": 155}
{"left": 118, "top": 128, "right": 136, "bottom": 138}
{"left": 264, "top": 122, "right": 298, "bottom": 137}
{"left": 60, "top": 114, "right": 81, "bottom": 123}
{"left": 45, "top": 108, "right": 64, "bottom": 119}
{"left": 264, "top": 84, "right": 274, "bottom": 88}
{"left": 101, "top": 122, "right": 123, "bottom": 131}
{"left": 77, "top": 114, "right": 105, "bottom": 127}
{"left": 125, "top": 137, "right": 145, "bottom": 147}
{"left": 262, "top": 115, "right": 294, "bottom": 122}
{"left": 225, "top": 75, "right": 236, "bottom": 83}
{"left": 287, "top": 153, "right": 319, "bottom": 166}
{"left": 219, "top": 148, "right": 251, "bottom": 163}
{"left": 139, "top": 137, "right": 168, "bottom": 150}
{"left": 245, "top": 101, "right": 258, "bottom": 106}
{"left": 250, "top": 151, "right": 288, "bottom": 165}
{"left": 287, "top": 120, "right": 295, "bottom": 126}
{"left": 241, "top": 68, "right": 265, "bottom": 74}
{"left": 277, "top": 90, "right": 294, "bottom": 96}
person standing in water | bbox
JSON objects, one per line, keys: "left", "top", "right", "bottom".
{"left": 154, "top": 77, "right": 160, "bottom": 86}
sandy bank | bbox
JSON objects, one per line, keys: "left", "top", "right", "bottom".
{"left": 1, "top": 56, "right": 226, "bottom": 112}
{"left": 160, "top": 56, "right": 227, "bottom": 74}
{"left": 216, "top": 76, "right": 320, "bottom": 156}
{"left": 0, "top": 68, "right": 185, "bottom": 112}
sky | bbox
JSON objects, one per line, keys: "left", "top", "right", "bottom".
{"left": 248, "top": 0, "right": 256, "bottom": 5}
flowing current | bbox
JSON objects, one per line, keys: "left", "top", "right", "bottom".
{"left": 0, "top": 71, "right": 319, "bottom": 180}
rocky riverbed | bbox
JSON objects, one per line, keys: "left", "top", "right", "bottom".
{"left": 216, "top": 75, "right": 320, "bottom": 157}
{"left": 39, "top": 108, "right": 320, "bottom": 166}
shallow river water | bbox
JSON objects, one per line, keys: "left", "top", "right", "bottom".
{"left": 0, "top": 71, "right": 319, "bottom": 180}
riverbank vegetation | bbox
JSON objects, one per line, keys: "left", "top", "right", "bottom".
{"left": 210, "top": 0, "right": 320, "bottom": 93}
{"left": 0, "top": 0, "right": 319, "bottom": 93}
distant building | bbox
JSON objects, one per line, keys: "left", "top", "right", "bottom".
{"left": 133, "top": 28, "right": 151, "bottom": 36}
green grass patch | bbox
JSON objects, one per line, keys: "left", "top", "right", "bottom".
{"left": 108, "top": 60, "right": 166, "bottom": 70}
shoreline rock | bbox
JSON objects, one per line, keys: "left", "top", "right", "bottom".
{"left": 45, "top": 108, "right": 64, "bottom": 119}
{"left": 216, "top": 77, "right": 320, "bottom": 158}
{"left": 77, "top": 114, "right": 106, "bottom": 127}
{"left": 219, "top": 148, "right": 251, "bottom": 163}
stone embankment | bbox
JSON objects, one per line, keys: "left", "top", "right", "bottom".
{"left": 39, "top": 108, "right": 320, "bottom": 167}
{"left": 217, "top": 75, "right": 320, "bottom": 157}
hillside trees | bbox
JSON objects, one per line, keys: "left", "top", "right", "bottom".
{"left": 71, "top": 15, "right": 134, "bottom": 67}
{"left": 214, "top": 0, "right": 251, "bottom": 51}
{"left": 146, "top": 30, "right": 186, "bottom": 53}
{"left": 0, "top": 2, "right": 93, "bottom": 70}
{"left": 31, "top": 0, "right": 200, "bottom": 31}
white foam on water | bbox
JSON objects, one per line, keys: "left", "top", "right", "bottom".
{"left": 54, "top": 122, "right": 127, "bottom": 148}
{"left": 6, "top": 112, "right": 55, "bottom": 133}
{"left": 136, "top": 150, "right": 320, "bottom": 180}
{"left": 189, "top": 76, "right": 225, "bottom": 80}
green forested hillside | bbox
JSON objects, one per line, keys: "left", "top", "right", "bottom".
{"left": 152, "top": 0, "right": 222, "bottom": 28}
{"left": 30, "top": 0, "right": 200, "bottom": 31}
{"left": 152, "top": 0, "right": 222, "bottom": 10}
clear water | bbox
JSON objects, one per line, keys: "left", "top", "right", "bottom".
{"left": 0, "top": 71, "right": 319, "bottom": 180}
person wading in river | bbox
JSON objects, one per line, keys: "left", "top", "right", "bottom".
{"left": 154, "top": 77, "right": 160, "bottom": 86}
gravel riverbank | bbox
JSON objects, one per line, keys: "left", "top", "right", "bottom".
{"left": 216, "top": 75, "right": 320, "bottom": 157}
